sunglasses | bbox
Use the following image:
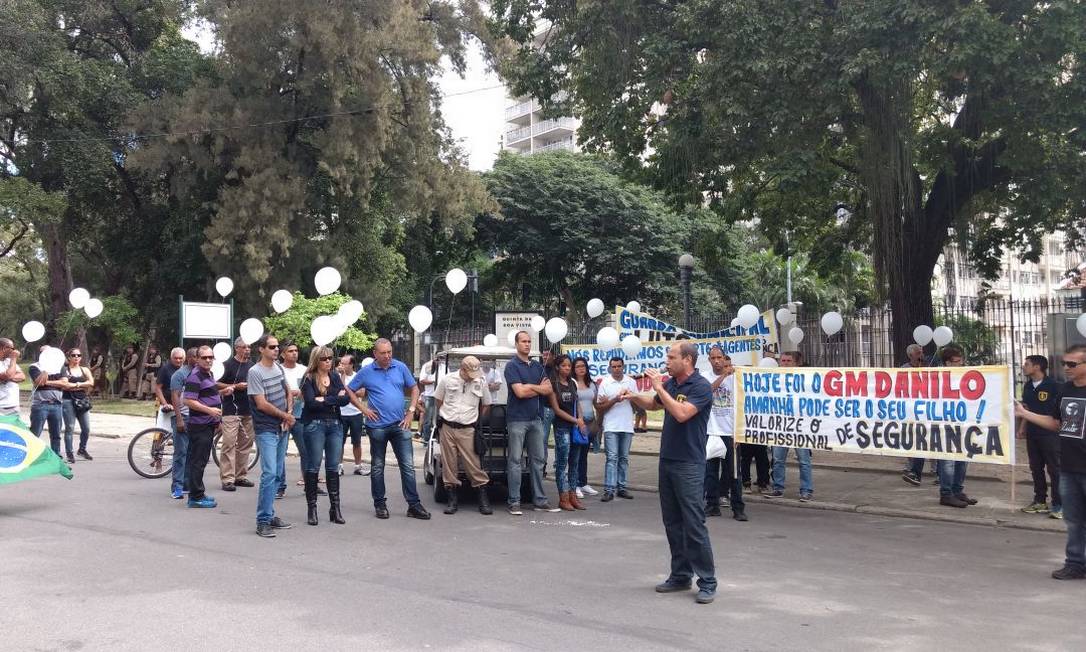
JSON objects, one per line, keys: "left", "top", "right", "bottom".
{"left": 1063, "top": 360, "right": 1081, "bottom": 369}
{"left": 265, "top": 344, "right": 279, "bottom": 350}
{"left": 68, "top": 353, "right": 82, "bottom": 358}
{"left": 319, "top": 356, "right": 333, "bottom": 362}
{"left": 199, "top": 355, "right": 215, "bottom": 360}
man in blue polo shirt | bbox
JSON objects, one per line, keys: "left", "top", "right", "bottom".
{"left": 503, "top": 330, "right": 559, "bottom": 515}
{"left": 347, "top": 338, "right": 431, "bottom": 521}
{"left": 630, "top": 341, "right": 717, "bottom": 604}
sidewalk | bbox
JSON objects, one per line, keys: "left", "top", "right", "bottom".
{"left": 90, "top": 411, "right": 1063, "bottom": 533}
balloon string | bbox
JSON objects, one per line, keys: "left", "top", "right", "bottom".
{"left": 443, "top": 292, "right": 458, "bottom": 349}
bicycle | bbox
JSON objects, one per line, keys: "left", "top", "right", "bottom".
{"left": 127, "top": 409, "right": 259, "bottom": 479}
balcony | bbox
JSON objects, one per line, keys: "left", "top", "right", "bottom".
{"left": 504, "top": 124, "right": 533, "bottom": 144}
{"left": 504, "top": 99, "right": 537, "bottom": 121}
{"left": 536, "top": 138, "right": 576, "bottom": 152}
{"left": 534, "top": 117, "right": 577, "bottom": 136}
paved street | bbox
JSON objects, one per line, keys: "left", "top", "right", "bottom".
{"left": 1, "top": 434, "right": 1081, "bottom": 652}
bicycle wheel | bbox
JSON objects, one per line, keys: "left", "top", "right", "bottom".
{"left": 211, "top": 431, "right": 261, "bottom": 470}
{"left": 128, "top": 427, "right": 174, "bottom": 479}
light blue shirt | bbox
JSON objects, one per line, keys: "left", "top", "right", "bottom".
{"left": 347, "top": 359, "right": 416, "bottom": 428}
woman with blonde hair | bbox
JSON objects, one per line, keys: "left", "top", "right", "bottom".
{"left": 300, "top": 345, "right": 351, "bottom": 525}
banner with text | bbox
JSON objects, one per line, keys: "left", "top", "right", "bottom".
{"left": 734, "top": 366, "right": 1015, "bottom": 464}
{"left": 562, "top": 335, "right": 764, "bottom": 379}
{"left": 615, "top": 306, "right": 781, "bottom": 355}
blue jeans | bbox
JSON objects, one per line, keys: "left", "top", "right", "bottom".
{"left": 569, "top": 441, "right": 588, "bottom": 489}
{"left": 29, "top": 402, "right": 63, "bottom": 454}
{"left": 506, "top": 418, "right": 547, "bottom": 506}
{"left": 171, "top": 418, "right": 190, "bottom": 493}
{"left": 772, "top": 447, "right": 813, "bottom": 493}
{"left": 367, "top": 425, "right": 420, "bottom": 508}
{"left": 938, "top": 459, "right": 968, "bottom": 496}
{"left": 541, "top": 407, "right": 555, "bottom": 468}
{"left": 1062, "top": 471, "right": 1086, "bottom": 569}
{"left": 552, "top": 426, "right": 572, "bottom": 493}
{"left": 256, "top": 430, "right": 289, "bottom": 525}
{"left": 604, "top": 431, "right": 633, "bottom": 492}
{"left": 659, "top": 459, "right": 716, "bottom": 592}
{"left": 281, "top": 420, "right": 305, "bottom": 492}
{"left": 62, "top": 400, "right": 91, "bottom": 453}
{"left": 303, "top": 418, "right": 344, "bottom": 473}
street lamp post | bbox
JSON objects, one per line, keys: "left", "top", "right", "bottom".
{"left": 679, "top": 253, "right": 695, "bottom": 330}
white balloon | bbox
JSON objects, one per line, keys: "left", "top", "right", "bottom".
{"left": 445, "top": 268, "right": 468, "bottom": 295}
{"left": 544, "top": 317, "right": 568, "bottom": 343}
{"left": 912, "top": 325, "right": 933, "bottom": 346}
{"left": 737, "top": 304, "right": 760, "bottom": 329}
{"left": 758, "top": 357, "right": 779, "bottom": 368}
{"left": 213, "top": 342, "right": 232, "bottom": 362}
{"left": 775, "top": 307, "right": 794, "bottom": 326}
{"left": 586, "top": 298, "right": 605, "bottom": 318}
{"left": 215, "top": 277, "right": 234, "bottom": 298}
{"left": 337, "top": 299, "right": 365, "bottom": 324}
{"left": 21, "top": 321, "right": 45, "bottom": 343}
{"left": 621, "top": 334, "right": 643, "bottom": 358}
{"left": 530, "top": 315, "right": 546, "bottom": 332}
{"left": 596, "top": 327, "right": 620, "bottom": 349}
{"left": 311, "top": 315, "right": 337, "bottom": 346}
{"left": 271, "top": 289, "right": 294, "bottom": 314}
{"left": 38, "top": 346, "right": 65, "bottom": 375}
{"left": 730, "top": 317, "right": 740, "bottom": 328}
{"left": 239, "top": 318, "right": 264, "bottom": 345}
{"left": 932, "top": 326, "right": 954, "bottom": 348}
{"left": 625, "top": 301, "right": 641, "bottom": 314}
{"left": 68, "top": 287, "right": 90, "bottom": 309}
{"left": 84, "top": 298, "right": 104, "bottom": 319}
{"left": 361, "top": 357, "right": 374, "bottom": 367}
{"left": 788, "top": 326, "right": 804, "bottom": 344}
{"left": 408, "top": 305, "right": 432, "bottom": 333}
{"left": 483, "top": 334, "right": 498, "bottom": 347}
{"left": 1077, "top": 313, "right": 1086, "bottom": 338}
{"left": 314, "top": 267, "right": 342, "bottom": 296}
{"left": 331, "top": 313, "right": 351, "bottom": 337}
{"left": 821, "top": 311, "right": 844, "bottom": 336}
{"left": 211, "top": 361, "right": 225, "bottom": 381}
{"left": 507, "top": 330, "right": 518, "bottom": 346}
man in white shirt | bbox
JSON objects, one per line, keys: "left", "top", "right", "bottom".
{"left": 417, "top": 353, "right": 443, "bottom": 442}
{"left": 338, "top": 354, "right": 369, "bottom": 476}
{"left": 595, "top": 356, "right": 639, "bottom": 502}
{"left": 703, "top": 346, "right": 747, "bottom": 521}
{"left": 484, "top": 364, "right": 503, "bottom": 403}
{"left": 0, "top": 338, "right": 26, "bottom": 416}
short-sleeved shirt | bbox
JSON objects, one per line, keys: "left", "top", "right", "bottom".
{"left": 156, "top": 363, "right": 179, "bottom": 392}
{"left": 29, "top": 365, "right": 64, "bottom": 405}
{"left": 340, "top": 371, "right": 361, "bottom": 417}
{"left": 170, "top": 365, "right": 192, "bottom": 418}
{"left": 347, "top": 359, "right": 416, "bottom": 428}
{"left": 282, "top": 363, "right": 307, "bottom": 418}
{"left": 504, "top": 356, "right": 546, "bottom": 422}
{"left": 1056, "top": 382, "right": 1086, "bottom": 474}
{"left": 434, "top": 373, "right": 491, "bottom": 425}
{"left": 553, "top": 378, "right": 578, "bottom": 427}
{"left": 598, "top": 375, "right": 638, "bottom": 433}
{"left": 704, "top": 371, "right": 735, "bottom": 437}
{"left": 656, "top": 371, "right": 713, "bottom": 463}
{"left": 1021, "top": 376, "right": 1060, "bottom": 438}
{"left": 183, "top": 367, "right": 221, "bottom": 427}
{"left": 221, "top": 357, "right": 253, "bottom": 417}
{"left": 484, "top": 367, "right": 502, "bottom": 402}
{"left": 419, "top": 361, "right": 437, "bottom": 398}
{"left": 247, "top": 362, "right": 290, "bottom": 433}
{"left": 0, "top": 358, "right": 20, "bottom": 410}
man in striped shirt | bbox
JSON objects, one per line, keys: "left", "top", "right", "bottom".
{"left": 182, "top": 345, "right": 223, "bottom": 509}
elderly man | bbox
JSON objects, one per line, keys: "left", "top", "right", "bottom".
{"left": 169, "top": 347, "right": 197, "bottom": 499}
{"left": 433, "top": 355, "right": 493, "bottom": 515}
{"left": 0, "top": 338, "right": 26, "bottom": 417}
{"left": 347, "top": 338, "right": 431, "bottom": 521}
{"left": 154, "top": 347, "right": 184, "bottom": 411}
{"left": 629, "top": 342, "right": 717, "bottom": 604}
{"left": 218, "top": 337, "right": 255, "bottom": 492}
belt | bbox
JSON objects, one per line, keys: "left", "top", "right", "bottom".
{"left": 443, "top": 420, "right": 477, "bottom": 429}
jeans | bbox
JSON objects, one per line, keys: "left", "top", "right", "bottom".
{"left": 705, "top": 436, "right": 745, "bottom": 513}
{"left": 281, "top": 420, "right": 305, "bottom": 493}
{"left": 29, "top": 402, "right": 63, "bottom": 455}
{"left": 255, "top": 430, "right": 289, "bottom": 525}
{"left": 303, "top": 418, "right": 344, "bottom": 473}
{"left": 1026, "top": 437, "right": 1061, "bottom": 507}
{"left": 740, "top": 443, "right": 770, "bottom": 488}
{"left": 185, "top": 424, "right": 216, "bottom": 501}
{"left": 552, "top": 426, "right": 572, "bottom": 493}
{"left": 659, "top": 459, "right": 716, "bottom": 592}
{"left": 62, "top": 400, "right": 90, "bottom": 453}
{"left": 604, "top": 431, "right": 633, "bottom": 492}
{"left": 171, "top": 418, "right": 189, "bottom": 493}
{"left": 569, "top": 441, "right": 589, "bottom": 489}
{"left": 506, "top": 418, "right": 547, "bottom": 507}
{"left": 541, "top": 407, "right": 555, "bottom": 469}
{"left": 1061, "top": 471, "right": 1086, "bottom": 568}
{"left": 938, "top": 459, "right": 968, "bottom": 497}
{"left": 367, "top": 424, "right": 420, "bottom": 508}
{"left": 772, "top": 447, "right": 813, "bottom": 493}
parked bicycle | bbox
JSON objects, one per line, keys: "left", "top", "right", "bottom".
{"left": 127, "top": 409, "right": 258, "bottom": 479}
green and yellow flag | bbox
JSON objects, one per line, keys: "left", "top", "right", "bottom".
{"left": 0, "top": 414, "right": 73, "bottom": 484}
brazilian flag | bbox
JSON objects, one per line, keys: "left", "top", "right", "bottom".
{"left": 0, "top": 414, "right": 74, "bottom": 484}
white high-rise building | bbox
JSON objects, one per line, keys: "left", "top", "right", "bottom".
{"left": 933, "top": 231, "right": 1081, "bottom": 304}
{"left": 502, "top": 93, "right": 578, "bottom": 155}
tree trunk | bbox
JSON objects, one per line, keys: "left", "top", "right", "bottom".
{"left": 43, "top": 221, "right": 71, "bottom": 340}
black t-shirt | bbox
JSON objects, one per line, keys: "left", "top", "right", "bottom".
{"left": 656, "top": 371, "right": 714, "bottom": 464}
{"left": 221, "top": 357, "right": 253, "bottom": 416}
{"left": 1021, "top": 377, "right": 1061, "bottom": 437}
{"left": 553, "top": 377, "right": 578, "bottom": 426}
{"left": 1057, "top": 382, "right": 1086, "bottom": 474}
{"left": 156, "top": 363, "right": 180, "bottom": 392}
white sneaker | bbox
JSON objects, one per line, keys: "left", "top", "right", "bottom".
{"left": 581, "top": 484, "right": 599, "bottom": 496}
{"left": 338, "top": 463, "right": 344, "bottom": 476}
{"left": 574, "top": 487, "right": 584, "bottom": 499}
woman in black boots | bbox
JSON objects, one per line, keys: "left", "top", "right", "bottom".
{"left": 300, "top": 346, "right": 351, "bottom": 525}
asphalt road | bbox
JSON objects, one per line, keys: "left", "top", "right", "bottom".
{"left": 1, "top": 437, "right": 1080, "bottom": 651}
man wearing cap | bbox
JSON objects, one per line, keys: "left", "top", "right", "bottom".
{"left": 433, "top": 355, "right": 493, "bottom": 515}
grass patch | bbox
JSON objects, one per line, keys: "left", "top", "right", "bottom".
{"left": 87, "top": 399, "right": 159, "bottom": 418}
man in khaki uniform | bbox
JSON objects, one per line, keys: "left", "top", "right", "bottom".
{"left": 433, "top": 355, "right": 493, "bottom": 515}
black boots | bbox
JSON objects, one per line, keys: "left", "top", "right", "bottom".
{"left": 444, "top": 489, "right": 459, "bottom": 514}
{"left": 327, "top": 473, "right": 346, "bottom": 524}
{"left": 478, "top": 485, "right": 493, "bottom": 515}
{"left": 304, "top": 471, "right": 319, "bottom": 526}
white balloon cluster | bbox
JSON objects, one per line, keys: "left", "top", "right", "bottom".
{"left": 912, "top": 324, "right": 954, "bottom": 347}
{"left": 68, "top": 286, "right": 104, "bottom": 318}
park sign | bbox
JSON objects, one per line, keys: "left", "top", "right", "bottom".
{"left": 734, "top": 365, "right": 1015, "bottom": 465}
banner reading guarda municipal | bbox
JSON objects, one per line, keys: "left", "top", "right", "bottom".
{"left": 734, "top": 365, "right": 1015, "bottom": 464}
{"left": 561, "top": 307, "right": 780, "bottom": 378}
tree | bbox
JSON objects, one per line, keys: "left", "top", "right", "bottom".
{"left": 489, "top": 0, "right": 1086, "bottom": 358}
{"left": 55, "top": 296, "right": 142, "bottom": 352}
{"left": 477, "top": 151, "right": 745, "bottom": 324}
{"left": 262, "top": 293, "right": 376, "bottom": 351}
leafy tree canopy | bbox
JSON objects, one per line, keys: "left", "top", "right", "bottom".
{"left": 262, "top": 292, "right": 376, "bottom": 351}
